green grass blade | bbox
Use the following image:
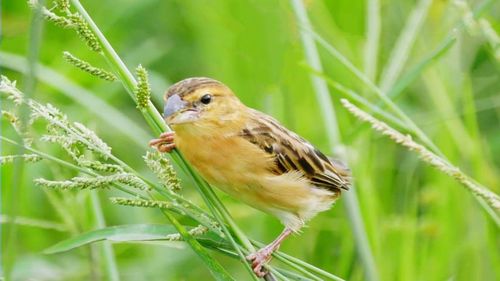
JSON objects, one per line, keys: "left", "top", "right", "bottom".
{"left": 378, "top": 0, "right": 433, "bottom": 92}
{"left": 387, "top": 35, "right": 456, "bottom": 98}
{"left": 90, "top": 192, "right": 120, "bottom": 281}
{"left": 3, "top": 4, "right": 45, "bottom": 279}
{"left": 44, "top": 224, "right": 192, "bottom": 254}
{"left": 301, "top": 64, "right": 407, "bottom": 129}
{"left": 290, "top": 1, "right": 379, "bottom": 281}
{"left": 364, "top": 0, "right": 381, "bottom": 81}
{"left": 0, "top": 215, "right": 67, "bottom": 232}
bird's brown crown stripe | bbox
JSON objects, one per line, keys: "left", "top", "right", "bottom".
{"left": 166, "top": 77, "right": 222, "bottom": 98}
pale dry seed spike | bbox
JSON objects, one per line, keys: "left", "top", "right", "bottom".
{"left": 0, "top": 154, "right": 42, "bottom": 165}
{"left": 30, "top": 99, "right": 111, "bottom": 161}
{"left": 144, "top": 151, "right": 181, "bottom": 191}
{"left": 35, "top": 177, "right": 105, "bottom": 190}
{"left": 73, "top": 122, "right": 112, "bottom": 158}
{"left": 2, "top": 111, "right": 34, "bottom": 146}
{"left": 1, "top": 81, "right": 33, "bottom": 145}
{"left": 40, "top": 134, "right": 82, "bottom": 162}
{"left": 28, "top": 100, "right": 69, "bottom": 128}
{"left": 0, "top": 76, "right": 23, "bottom": 105}
{"left": 79, "top": 160, "right": 124, "bottom": 173}
{"left": 63, "top": 52, "right": 117, "bottom": 81}
{"left": 110, "top": 197, "right": 172, "bottom": 209}
{"left": 2, "top": 110, "right": 25, "bottom": 136}
{"left": 111, "top": 196, "right": 222, "bottom": 235}
{"left": 158, "top": 225, "right": 209, "bottom": 241}
{"left": 341, "top": 98, "right": 500, "bottom": 210}
{"left": 35, "top": 173, "right": 150, "bottom": 191}
{"left": 135, "top": 65, "right": 151, "bottom": 110}
{"left": 2, "top": 111, "right": 20, "bottom": 129}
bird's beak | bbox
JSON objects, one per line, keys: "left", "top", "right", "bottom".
{"left": 163, "top": 94, "right": 199, "bottom": 124}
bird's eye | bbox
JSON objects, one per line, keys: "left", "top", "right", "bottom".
{"left": 200, "top": 94, "right": 212, "bottom": 105}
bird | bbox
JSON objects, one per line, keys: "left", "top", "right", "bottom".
{"left": 149, "top": 77, "right": 350, "bottom": 277}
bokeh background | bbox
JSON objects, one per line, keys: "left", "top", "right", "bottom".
{"left": 1, "top": 0, "right": 499, "bottom": 280}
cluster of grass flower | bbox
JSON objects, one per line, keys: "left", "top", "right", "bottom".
{"left": 0, "top": 75, "right": 214, "bottom": 238}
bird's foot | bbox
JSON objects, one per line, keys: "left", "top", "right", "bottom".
{"left": 246, "top": 246, "right": 275, "bottom": 277}
{"left": 149, "top": 131, "right": 176, "bottom": 153}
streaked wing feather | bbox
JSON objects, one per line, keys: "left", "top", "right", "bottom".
{"left": 240, "top": 110, "right": 350, "bottom": 192}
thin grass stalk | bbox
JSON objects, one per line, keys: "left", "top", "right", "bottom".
{"left": 274, "top": 269, "right": 314, "bottom": 281}
{"left": 0, "top": 215, "right": 67, "bottom": 232}
{"left": 4, "top": 3, "right": 44, "bottom": 278}
{"left": 290, "top": 1, "right": 379, "bottom": 281}
{"left": 378, "top": 0, "right": 433, "bottom": 92}
{"left": 262, "top": 243, "right": 345, "bottom": 281}
{"left": 289, "top": 0, "right": 340, "bottom": 146}
{"left": 90, "top": 191, "right": 120, "bottom": 281}
{"left": 386, "top": 35, "right": 456, "bottom": 99}
{"left": 266, "top": 268, "right": 290, "bottom": 281}
{"left": 68, "top": 1, "right": 257, "bottom": 278}
{"left": 364, "top": 0, "right": 381, "bottom": 81}
{"left": 302, "top": 65, "right": 407, "bottom": 129}
{"left": 272, "top": 255, "right": 323, "bottom": 281}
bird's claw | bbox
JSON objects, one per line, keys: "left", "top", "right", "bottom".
{"left": 149, "top": 131, "right": 176, "bottom": 153}
{"left": 246, "top": 248, "right": 273, "bottom": 277}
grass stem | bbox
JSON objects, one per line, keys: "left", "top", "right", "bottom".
{"left": 90, "top": 191, "right": 120, "bottom": 281}
{"left": 290, "top": 1, "right": 379, "bottom": 281}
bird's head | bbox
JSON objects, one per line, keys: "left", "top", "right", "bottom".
{"left": 162, "top": 77, "right": 244, "bottom": 126}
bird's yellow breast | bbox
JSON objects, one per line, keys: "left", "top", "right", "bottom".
{"left": 174, "top": 124, "right": 270, "bottom": 188}
{"left": 171, "top": 121, "right": 336, "bottom": 230}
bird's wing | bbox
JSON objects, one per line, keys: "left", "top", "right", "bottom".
{"left": 239, "top": 109, "right": 350, "bottom": 192}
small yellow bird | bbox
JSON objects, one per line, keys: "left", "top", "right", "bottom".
{"left": 149, "top": 77, "right": 350, "bottom": 277}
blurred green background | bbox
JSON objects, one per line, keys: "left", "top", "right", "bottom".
{"left": 1, "top": 0, "right": 499, "bottom": 280}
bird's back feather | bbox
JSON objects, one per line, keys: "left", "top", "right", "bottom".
{"left": 239, "top": 109, "right": 351, "bottom": 193}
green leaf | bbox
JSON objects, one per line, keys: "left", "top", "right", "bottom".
{"left": 44, "top": 224, "right": 229, "bottom": 254}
